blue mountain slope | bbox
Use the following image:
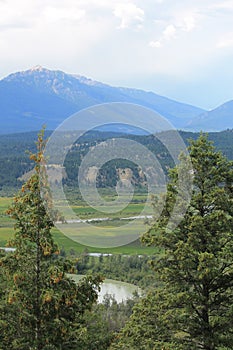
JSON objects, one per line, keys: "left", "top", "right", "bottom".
{"left": 0, "top": 66, "right": 205, "bottom": 133}
{"left": 186, "top": 100, "right": 233, "bottom": 131}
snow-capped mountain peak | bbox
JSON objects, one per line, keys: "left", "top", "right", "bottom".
{"left": 30, "top": 65, "right": 45, "bottom": 72}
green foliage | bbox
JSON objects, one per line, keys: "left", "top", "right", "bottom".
{"left": 63, "top": 132, "right": 173, "bottom": 189}
{"left": 80, "top": 294, "right": 138, "bottom": 350}
{"left": 112, "top": 134, "right": 233, "bottom": 350}
{"left": 77, "top": 253, "right": 158, "bottom": 289}
{"left": 0, "top": 130, "right": 102, "bottom": 350}
{"left": 1, "top": 129, "right": 233, "bottom": 193}
{"left": 110, "top": 290, "right": 183, "bottom": 350}
{"left": 0, "top": 131, "right": 47, "bottom": 193}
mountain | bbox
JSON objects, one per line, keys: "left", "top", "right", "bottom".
{"left": 0, "top": 66, "right": 205, "bottom": 134}
{"left": 186, "top": 100, "right": 233, "bottom": 131}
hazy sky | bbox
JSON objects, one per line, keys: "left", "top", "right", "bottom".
{"left": 0, "top": 0, "right": 233, "bottom": 110}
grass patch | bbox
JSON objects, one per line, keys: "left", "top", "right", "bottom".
{"left": 0, "top": 197, "right": 14, "bottom": 227}
{"left": 0, "top": 196, "right": 157, "bottom": 255}
{"left": 58, "top": 202, "right": 153, "bottom": 220}
{"left": 0, "top": 227, "right": 14, "bottom": 246}
{"left": 52, "top": 228, "right": 158, "bottom": 255}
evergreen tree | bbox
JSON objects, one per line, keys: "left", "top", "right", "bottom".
{"left": 110, "top": 289, "right": 183, "bottom": 350}
{"left": 0, "top": 130, "right": 102, "bottom": 350}
{"left": 111, "top": 134, "right": 233, "bottom": 350}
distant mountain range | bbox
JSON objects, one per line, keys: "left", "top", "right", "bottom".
{"left": 0, "top": 66, "right": 232, "bottom": 133}
{"left": 186, "top": 100, "right": 233, "bottom": 131}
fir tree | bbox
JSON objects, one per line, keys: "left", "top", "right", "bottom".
{"left": 0, "top": 129, "right": 102, "bottom": 350}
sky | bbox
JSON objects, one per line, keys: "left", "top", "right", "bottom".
{"left": 0, "top": 0, "right": 233, "bottom": 110}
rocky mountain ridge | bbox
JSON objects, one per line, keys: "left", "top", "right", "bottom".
{"left": 0, "top": 66, "right": 206, "bottom": 133}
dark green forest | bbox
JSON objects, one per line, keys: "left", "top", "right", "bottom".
{"left": 1, "top": 129, "right": 233, "bottom": 194}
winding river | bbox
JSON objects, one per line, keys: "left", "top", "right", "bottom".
{"left": 69, "top": 274, "right": 141, "bottom": 303}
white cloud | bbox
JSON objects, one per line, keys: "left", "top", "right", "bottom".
{"left": 0, "top": 0, "right": 37, "bottom": 29}
{"left": 149, "top": 40, "right": 161, "bottom": 48}
{"left": 169, "top": 9, "right": 200, "bottom": 34}
{"left": 0, "top": 0, "right": 233, "bottom": 109}
{"left": 149, "top": 9, "right": 200, "bottom": 49}
{"left": 0, "top": 0, "right": 114, "bottom": 79}
{"left": 180, "top": 15, "right": 196, "bottom": 32}
{"left": 113, "top": 3, "right": 144, "bottom": 29}
{"left": 44, "top": 7, "right": 86, "bottom": 23}
{"left": 210, "top": 1, "right": 233, "bottom": 11}
{"left": 149, "top": 24, "right": 176, "bottom": 49}
{"left": 163, "top": 24, "right": 176, "bottom": 40}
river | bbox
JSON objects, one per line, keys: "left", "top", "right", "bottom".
{"left": 69, "top": 274, "right": 141, "bottom": 303}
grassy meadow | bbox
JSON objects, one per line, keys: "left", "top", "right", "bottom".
{"left": 0, "top": 195, "right": 157, "bottom": 255}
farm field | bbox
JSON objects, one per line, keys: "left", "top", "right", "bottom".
{"left": 0, "top": 195, "right": 157, "bottom": 255}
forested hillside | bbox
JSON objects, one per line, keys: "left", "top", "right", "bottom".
{"left": 1, "top": 129, "right": 233, "bottom": 194}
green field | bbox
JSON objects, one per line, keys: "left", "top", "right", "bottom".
{"left": 62, "top": 188, "right": 153, "bottom": 219}
{"left": 71, "top": 202, "right": 149, "bottom": 219}
{"left": 0, "top": 197, "right": 14, "bottom": 225}
{"left": 0, "top": 196, "right": 157, "bottom": 255}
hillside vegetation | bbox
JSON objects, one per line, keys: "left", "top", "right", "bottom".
{"left": 1, "top": 129, "right": 233, "bottom": 194}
